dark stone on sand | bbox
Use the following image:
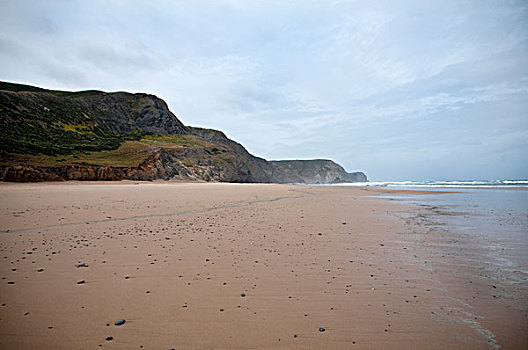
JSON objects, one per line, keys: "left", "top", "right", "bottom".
{"left": 114, "top": 319, "right": 126, "bottom": 326}
{"left": 77, "top": 280, "right": 85, "bottom": 284}
{"left": 77, "top": 263, "right": 88, "bottom": 268}
{"left": 319, "top": 328, "right": 325, "bottom": 332}
{"left": 106, "top": 336, "right": 113, "bottom": 341}
{"left": 7, "top": 281, "right": 14, "bottom": 285}
{"left": 318, "top": 233, "right": 322, "bottom": 236}
{"left": 37, "top": 268, "right": 44, "bottom": 272}
{"left": 240, "top": 292, "right": 246, "bottom": 297}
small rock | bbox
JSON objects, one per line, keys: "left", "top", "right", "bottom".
{"left": 319, "top": 328, "right": 325, "bottom": 332}
{"left": 114, "top": 319, "right": 126, "bottom": 326}
{"left": 106, "top": 336, "right": 113, "bottom": 341}
{"left": 240, "top": 293, "right": 246, "bottom": 297}
{"left": 37, "top": 268, "right": 44, "bottom": 272}
{"left": 77, "top": 280, "right": 85, "bottom": 285}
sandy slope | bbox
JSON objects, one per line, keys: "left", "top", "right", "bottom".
{"left": 0, "top": 182, "right": 525, "bottom": 349}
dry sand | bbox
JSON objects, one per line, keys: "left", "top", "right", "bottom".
{"left": 0, "top": 182, "right": 526, "bottom": 349}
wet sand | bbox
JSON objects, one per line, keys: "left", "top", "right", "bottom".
{"left": 0, "top": 182, "right": 526, "bottom": 349}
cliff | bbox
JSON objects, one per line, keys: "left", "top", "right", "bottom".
{"left": 271, "top": 160, "right": 367, "bottom": 184}
{"left": 0, "top": 81, "right": 367, "bottom": 183}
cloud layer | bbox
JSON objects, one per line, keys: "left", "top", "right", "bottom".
{"left": 1, "top": 0, "right": 527, "bottom": 180}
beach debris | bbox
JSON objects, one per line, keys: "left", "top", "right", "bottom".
{"left": 106, "top": 336, "right": 113, "bottom": 341}
{"left": 319, "top": 327, "right": 326, "bottom": 332}
{"left": 114, "top": 319, "right": 126, "bottom": 326}
{"left": 318, "top": 232, "right": 323, "bottom": 236}
{"left": 240, "top": 292, "right": 246, "bottom": 297}
{"left": 37, "top": 268, "right": 44, "bottom": 272}
{"left": 77, "top": 280, "right": 86, "bottom": 285}
{"left": 77, "top": 263, "right": 88, "bottom": 268}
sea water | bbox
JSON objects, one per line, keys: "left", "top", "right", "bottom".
{"left": 332, "top": 179, "right": 528, "bottom": 188}
{"left": 357, "top": 184, "right": 528, "bottom": 288}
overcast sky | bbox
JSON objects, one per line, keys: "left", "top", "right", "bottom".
{"left": 1, "top": 0, "right": 527, "bottom": 181}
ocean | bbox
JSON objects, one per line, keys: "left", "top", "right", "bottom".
{"left": 342, "top": 181, "right": 528, "bottom": 271}
{"left": 331, "top": 179, "right": 528, "bottom": 188}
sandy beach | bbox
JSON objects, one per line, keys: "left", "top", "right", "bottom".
{"left": 0, "top": 182, "right": 526, "bottom": 349}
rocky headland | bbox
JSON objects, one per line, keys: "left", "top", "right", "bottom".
{"left": 0, "top": 81, "right": 366, "bottom": 183}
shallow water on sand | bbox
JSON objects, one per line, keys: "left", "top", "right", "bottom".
{"left": 390, "top": 188, "right": 528, "bottom": 269}
{"left": 376, "top": 187, "right": 528, "bottom": 348}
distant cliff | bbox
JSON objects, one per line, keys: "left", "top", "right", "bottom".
{"left": 0, "top": 81, "right": 367, "bottom": 183}
{"left": 271, "top": 160, "right": 367, "bottom": 184}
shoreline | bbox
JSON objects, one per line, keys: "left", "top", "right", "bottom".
{"left": 0, "top": 183, "right": 526, "bottom": 349}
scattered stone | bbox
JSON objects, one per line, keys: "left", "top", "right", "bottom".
{"left": 77, "top": 280, "right": 85, "bottom": 285}
{"left": 7, "top": 281, "right": 14, "bottom": 285}
{"left": 106, "top": 336, "right": 113, "bottom": 341}
{"left": 114, "top": 319, "right": 126, "bottom": 326}
{"left": 77, "top": 263, "right": 87, "bottom": 268}
{"left": 318, "top": 233, "right": 322, "bottom": 236}
{"left": 240, "top": 292, "right": 246, "bottom": 297}
{"left": 37, "top": 268, "right": 44, "bottom": 272}
{"left": 319, "top": 328, "right": 325, "bottom": 332}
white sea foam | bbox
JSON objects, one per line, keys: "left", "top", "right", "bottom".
{"left": 326, "top": 180, "right": 528, "bottom": 188}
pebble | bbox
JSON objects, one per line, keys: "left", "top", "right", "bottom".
{"left": 114, "top": 319, "right": 126, "bottom": 326}
{"left": 319, "top": 328, "right": 325, "bottom": 332}
{"left": 106, "top": 336, "right": 113, "bottom": 341}
{"left": 77, "top": 280, "right": 85, "bottom": 285}
{"left": 240, "top": 292, "right": 246, "bottom": 297}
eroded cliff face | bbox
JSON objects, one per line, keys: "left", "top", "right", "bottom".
{"left": 0, "top": 81, "right": 367, "bottom": 184}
